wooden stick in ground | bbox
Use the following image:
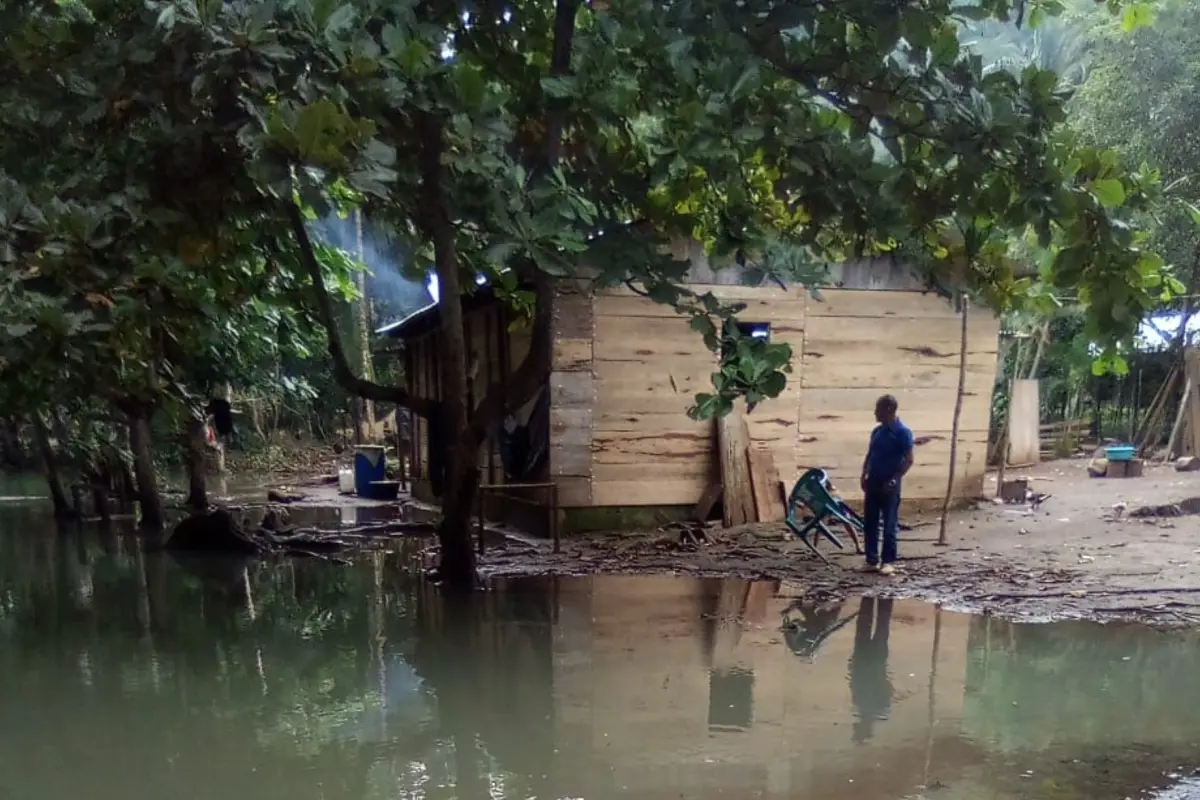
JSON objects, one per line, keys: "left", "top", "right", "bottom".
{"left": 1165, "top": 377, "right": 1192, "bottom": 461}
{"left": 937, "top": 296, "right": 969, "bottom": 547}
{"left": 1136, "top": 365, "right": 1177, "bottom": 453}
{"left": 993, "top": 367, "right": 1020, "bottom": 498}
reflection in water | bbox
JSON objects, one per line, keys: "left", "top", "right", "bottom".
{"left": 782, "top": 598, "right": 853, "bottom": 661}
{"left": 849, "top": 597, "right": 894, "bottom": 744}
{"left": 0, "top": 514, "right": 1199, "bottom": 799}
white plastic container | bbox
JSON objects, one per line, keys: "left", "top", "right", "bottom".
{"left": 337, "top": 467, "right": 355, "bottom": 494}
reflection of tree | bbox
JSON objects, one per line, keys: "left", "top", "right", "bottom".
{"left": 0, "top": 527, "right": 568, "bottom": 799}
{"left": 964, "top": 617, "right": 1200, "bottom": 752}
{"left": 848, "top": 597, "right": 894, "bottom": 744}
{"left": 407, "top": 578, "right": 558, "bottom": 799}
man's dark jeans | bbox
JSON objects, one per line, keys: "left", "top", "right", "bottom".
{"left": 863, "top": 482, "right": 901, "bottom": 565}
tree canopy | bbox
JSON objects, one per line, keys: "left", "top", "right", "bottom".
{"left": 0, "top": 0, "right": 1174, "bottom": 581}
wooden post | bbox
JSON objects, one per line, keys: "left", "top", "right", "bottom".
{"left": 937, "top": 297, "right": 969, "bottom": 547}
{"left": 718, "top": 408, "right": 756, "bottom": 527}
{"left": 1185, "top": 349, "right": 1200, "bottom": 456}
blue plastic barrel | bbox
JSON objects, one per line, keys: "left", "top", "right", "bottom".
{"left": 354, "top": 446, "right": 387, "bottom": 496}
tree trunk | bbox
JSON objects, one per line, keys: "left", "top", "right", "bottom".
{"left": 0, "top": 417, "right": 27, "bottom": 469}
{"left": 438, "top": 444, "right": 481, "bottom": 587}
{"left": 128, "top": 408, "right": 165, "bottom": 529}
{"left": 184, "top": 417, "right": 208, "bottom": 511}
{"left": 413, "top": 113, "right": 482, "bottom": 589}
{"left": 356, "top": 209, "right": 377, "bottom": 441}
{"left": 937, "top": 297, "right": 969, "bottom": 547}
{"left": 114, "top": 443, "right": 137, "bottom": 512}
{"left": 1025, "top": 321, "right": 1048, "bottom": 379}
{"left": 32, "top": 414, "right": 72, "bottom": 519}
{"left": 350, "top": 399, "right": 364, "bottom": 446}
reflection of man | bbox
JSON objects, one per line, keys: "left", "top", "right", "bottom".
{"left": 849, "top": 597, "right": 894, "bottom": 744}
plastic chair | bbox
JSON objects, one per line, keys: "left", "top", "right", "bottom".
{"left": 785, "top": 468, "right": 864, "bottom": 564}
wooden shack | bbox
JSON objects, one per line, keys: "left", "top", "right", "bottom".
{"left": 383, "top": 262, "right": 1000, "bottom": 533}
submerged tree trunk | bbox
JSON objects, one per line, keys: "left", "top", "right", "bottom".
{"left": 33, "top": 414, "right": 72, "bottom": 519}
{"left": 422, "top": 114, "right": 479, "bottom": 589}
{"left": 128, "top": 408, "right": 165, "bottom": 529}
{"left": 937, "top": 297, "right": 969, "bottom": 547}
{"left": 184, "top": 417, "right": 208, "bottom": 511}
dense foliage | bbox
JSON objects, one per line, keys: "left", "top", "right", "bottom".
{"left": 0, "top": 0, "right": 1172, "bottom": 582}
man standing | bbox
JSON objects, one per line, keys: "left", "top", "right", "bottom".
{"left": 859, "top": 394, "right": 914, "bottom": 575}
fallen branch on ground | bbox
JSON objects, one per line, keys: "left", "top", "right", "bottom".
{"left": 967, "top": 586, "right": 1200, "bottom": 601}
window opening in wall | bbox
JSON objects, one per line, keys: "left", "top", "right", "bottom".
{"left": 721, "top": 321, "right": 771, "bottom": 358}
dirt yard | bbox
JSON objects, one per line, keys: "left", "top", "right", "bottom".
{"left": 481, "top": 457, "right": 1200, "bottom": 627}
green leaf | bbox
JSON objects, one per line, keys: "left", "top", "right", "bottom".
{"left": 540, "top": 76, "right": 578, "bottom": 99}
{"left": 1088, "top": 179, "right": 1126, "bottom": 208}
{"left": 759, "top": 370, "right": 787, "bottom": 398}
{"left": 5, "top": 324, "right": 35, "bottom": 339}
{"left": 1120, "top": 3, "right": 1154, "bottom": 32}
{"left": 1182, "top": 201, "right": 1200, "bottom": 227}
{"left": 930, "top": 26, "right": 959, "bottom": 66}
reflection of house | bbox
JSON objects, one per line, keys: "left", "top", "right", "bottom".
{"left": 544, "top": 576, "right": 978, "bottom": 799}
{"left": 381, "top": 254, "right": 1000, "bottom": 532}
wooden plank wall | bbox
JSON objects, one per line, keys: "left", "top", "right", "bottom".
{"left": 405, "top": 303, "right": 529, "bottom": 484}
{"left": 569, "top": 286, "right": 999, "bottom": 509}
{"left": 585, "top": 285, "right": 807, "bottom": 507}
{"left": 549, "top": 284, "right": 595, "bottom": 506}
{"left": 797, "top": 290, "right": 1000, "bottom": 502}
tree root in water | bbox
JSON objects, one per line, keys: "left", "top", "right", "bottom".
{"left": 165, "top": 508, "right": 438, "bottom": 559}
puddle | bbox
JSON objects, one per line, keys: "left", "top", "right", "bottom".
{"left": 0, "top": 520, "right": 1199, "bottom": 798}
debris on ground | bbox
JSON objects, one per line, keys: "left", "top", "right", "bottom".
{"left": 266, "top": 487, "right": 308, "bottom": 504}
{"left": 1130, "top": 497, "right": 1200, "bottom": 518}
{"left": 1176, "top": 456, "right": 1200, "bottom": 472}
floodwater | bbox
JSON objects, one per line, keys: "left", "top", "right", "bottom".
{"left": 1, "top": 498, "right": 1199, "bottom": 798}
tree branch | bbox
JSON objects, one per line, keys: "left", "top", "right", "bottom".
{"left": 469, "top": 275, "right": 553, "bottom": 441}
{"left": 283, "top": 202, "right": 432, "bottom": 417}
{"left": 466, "top": 0, "right": 578, "bottom": 440}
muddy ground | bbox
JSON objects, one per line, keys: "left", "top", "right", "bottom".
{"left": 479, "top": 458, "right": 1200, "bottom": 627}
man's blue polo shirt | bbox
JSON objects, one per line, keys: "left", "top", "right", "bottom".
{"left": 866, "top": 419, "right": 914, "bottom": 485}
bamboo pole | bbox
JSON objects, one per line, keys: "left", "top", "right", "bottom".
{"left": 993, "top": 358, "right": 1021, "bottom": 497}
{"left": 938, "top": 297, "right": 969, "bottom": 547}
{"left": 1165, "top": 378, "right": 1192, "bottom": 461}
{"left": 1136, "top": 364, "right": 1178, "bottom": 454}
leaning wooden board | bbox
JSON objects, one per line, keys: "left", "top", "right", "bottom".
{"left": 747, "top": 446, "right": 787, "bottom": 522}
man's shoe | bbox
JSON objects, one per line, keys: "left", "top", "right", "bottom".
{"left": 879, "top": 564, "right": 896, "bottom": 576}
{"left": 861, "top": 562, "right": 880, "bottom": 573}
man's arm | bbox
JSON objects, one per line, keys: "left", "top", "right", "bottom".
{"left": 893, "top": 428, "right": 915, "bottom": 484}
{"left": 860, "top": 434, "right": 873, "bottom": 490}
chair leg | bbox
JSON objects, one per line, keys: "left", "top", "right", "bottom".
{"left": 816, "top": 519, "right": 845, "bottom": 550}
{"left": 787, "top": 518, "right": 832, "bottom": 565}
{"left": 841, "top": 521, "right": 862, "bottom": 554}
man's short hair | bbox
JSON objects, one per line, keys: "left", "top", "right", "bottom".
{"left": 876, "top": 394, "right": 898, "bottom": 413}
